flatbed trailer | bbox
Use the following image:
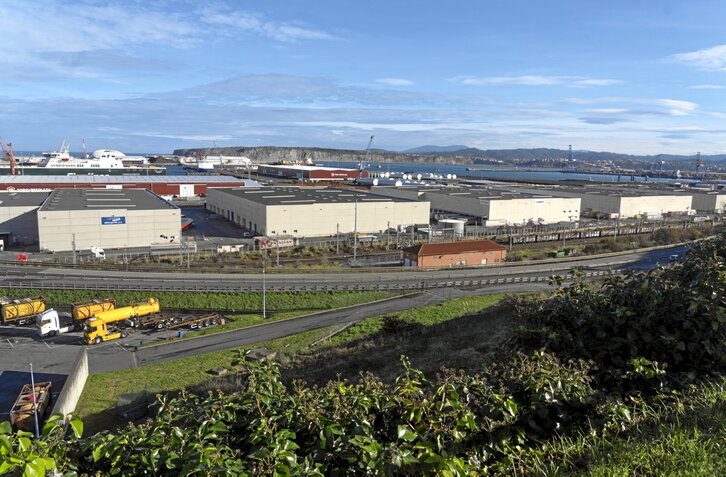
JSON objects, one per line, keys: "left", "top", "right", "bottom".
{"left": 137, "top": 313, "right": 225, "bottom": 330}
{"left": 9, "top": 382, "right": 53, "bottom": 432}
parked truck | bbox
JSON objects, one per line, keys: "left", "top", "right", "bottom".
{"left": 83, "top": 298, "right": 161, "bottom": 344}
{"left": 35, "top": 298, "right": 117, "bottom": 337}
{"left": 9, "top": 381, "right": 53, "bottom": 432}
{"left": 0, "top": 297, "right": 46, "bottom": 325}
{"left": 71, "top": 297, "right": 116, "bottom": 320}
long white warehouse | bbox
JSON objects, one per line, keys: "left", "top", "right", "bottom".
{"left": 207, "top": 186, "right": 430, "bottom": 237}
{"left": 371, "top": 186, "right": 581, "bottom": 225}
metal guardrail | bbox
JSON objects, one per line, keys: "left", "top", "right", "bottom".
{"left": 0, "top": 269, "right": 623, "bottom": 293}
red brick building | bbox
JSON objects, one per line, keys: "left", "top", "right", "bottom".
{"left": 403, "top": 240, "right": 507, "bottom": 268}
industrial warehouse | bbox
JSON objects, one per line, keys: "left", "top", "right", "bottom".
{"left": 0, "top": 175, "right": 260, "bottom": 196}
{"left": 206, "top": 186, "right": 430, "bottom": 237}
{"left": 508, "top": 184, "right": 695, "bottom": 219}
{"left": 370, "top": 186, "right": 581, "bottom": 225}
{"left": 0, "top": 189, "right": 182, "bottom": 252}
{"left": 257, "top": 164, "right": 368, "bottom": 182}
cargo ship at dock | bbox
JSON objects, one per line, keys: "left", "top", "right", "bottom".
{"left": 1, "top": 145, "right": 166, "bottom": 175}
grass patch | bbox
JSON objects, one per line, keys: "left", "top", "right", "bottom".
{"left": 520, "top": 379, "right": 726, "bottom": 476}
{"left": 0, "top": 288, "right": 397, "bottom": 311}
{"left": 75, "top": 293, "right": 507, "bottom": 433}
{"left": 323, "top": 294, "right": 506, "bottom": 348}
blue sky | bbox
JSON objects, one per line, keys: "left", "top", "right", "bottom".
{"left": 1, "top": 0, "right": 726, "bottom": 154}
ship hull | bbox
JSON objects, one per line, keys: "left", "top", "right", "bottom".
{"left": 0, "top": 167, "right": 166, "bottom": 176}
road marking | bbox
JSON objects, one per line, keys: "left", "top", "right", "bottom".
{"left": 44, "top": 341, "right": 52, "bottom": 349}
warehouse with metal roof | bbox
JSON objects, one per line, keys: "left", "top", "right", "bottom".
{"left": 37, "top": 189, "right": 181, "bottom": 252}
{"left": 206, "top": 186, "right": 429, "bottom": 237}
{"left": 371, "top": 186, "right": 581, "bottom": 225}
{"left": 0, "top": 175, "right": 260, "bottom": 196}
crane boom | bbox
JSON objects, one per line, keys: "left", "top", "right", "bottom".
{"left": 357, "top": 135, "right": 374, "bottom": 180}
{"left": 0, "top": 140, "right": 18, "bottom": 175}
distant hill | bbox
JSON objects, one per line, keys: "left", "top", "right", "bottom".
{"left": 172, "top": 145, "right": 726, "bottom": 168}
{"left": 403, "top": 145, "right": 470, "bottom": 154}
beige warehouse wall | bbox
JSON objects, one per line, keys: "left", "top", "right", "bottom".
{"left": 38, "top": 208, "right": 180, "bottom": 252}
{"left": 691, "top": 193, "right": 726, "bottom": 213}
{"left": 619, "top": 195, "right": 692, "bottom": 217}
{"left": 0, "top": 206, "right": 38, "bottom": 245}
{"left": 488, "top": 197, "right": 580, "bottom": 224}
{"left": 265, "top": 201, "right": 430, "bottom": 237}
{"left": 422, "top": 192, "right": 486, "bottom": 217}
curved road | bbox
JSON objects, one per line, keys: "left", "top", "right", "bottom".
{"left": 0, "top": 245, "right": 685, "bottom": 292}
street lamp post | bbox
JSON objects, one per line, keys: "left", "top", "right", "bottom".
{"left": 28, "top": 362, "right": 40, "bottom": 438}
{"left": 262, "top": 248, "right": 266, "bottom": 319}
{"left": 353, "top": 194, "right": 358, "bottom": 264}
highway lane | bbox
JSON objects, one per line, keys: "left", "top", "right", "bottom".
{"left": 85, "top": 282, "right": 553, "bottom": 374}
{"left": 0, "top": 245, "right": 685, "bottom": 292}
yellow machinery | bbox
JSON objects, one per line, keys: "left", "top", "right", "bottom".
{"left": 1, "top": 297, "right": 46, "bottom": 325}
{"left": 83, "top": 298, "right": 160, "bottom": 345}
{"left": 71, "top": 297, "right": 116, "bottom": 320}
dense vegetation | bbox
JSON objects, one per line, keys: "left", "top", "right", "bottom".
{"left": 0, "top": 289, "right": 395, "bottom": 312}
{"left": 2, "top": 235, "right": 726, "bottom": 475}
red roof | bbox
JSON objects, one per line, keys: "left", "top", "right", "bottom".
{"left": 404, "top": 240, "right": 506, "bottom": 257}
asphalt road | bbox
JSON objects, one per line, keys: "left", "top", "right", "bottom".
{"left": 0, "top": 245, "right": 687, "bottom": 292}
{"left": 0, "top": 244, "right": 685, "bottom": 415}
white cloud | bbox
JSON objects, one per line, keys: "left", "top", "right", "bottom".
{"left": 198, "top": 7, "right": 336, "bottom": 42}
{"left": 672, "top": 44, "right": 726, "bottom": 71}
{"left": 376, "top": 78, "right": 414, "bottom": 86}
{"left": 689, "top": 84, "right": 725, "bottom": 89}
{"left": 585, "top": 108, "right": 628, "bottom": 113}
{"left": 655, "top": 99, "right": 698, "bottom": 116}
{"left": 128, "top": 132, "right": 233, "bottom": 141}
{"left": 450, "top": 75, "right": 621, "bottom": 87}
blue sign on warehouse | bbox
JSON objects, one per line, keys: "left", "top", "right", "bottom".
{"left": 101, "top": 216, "right": 126, "bottom": 225}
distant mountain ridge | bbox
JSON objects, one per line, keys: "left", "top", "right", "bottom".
{"left": 403, "top": 145, "right": 469, "bottom": 154}
{"left": 172, "top": 145, "right": 726, "bottom": 166}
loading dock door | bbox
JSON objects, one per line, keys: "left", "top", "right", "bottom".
{"left": 179, "top": 184, "right": 195, "bottom": 197}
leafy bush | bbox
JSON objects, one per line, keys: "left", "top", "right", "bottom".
{"left": 511, "top": 234, "right": 726, "bottom": 391}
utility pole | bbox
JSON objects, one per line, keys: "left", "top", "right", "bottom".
{"left": 353, "top": 194, "right": 358, "bottom": 263}
{"left": 336, "top": 223, "right": 340, "bottom": 254}
{"left": 72, "top": 234, "right": 77, "bottom": 265}
{"left": 262, "top": 248, "right": 266, "bottom": 319}
{"left": 275, "top": 234, "right": 280, "bottom": 267}
{"left": 28, "top": 363, "right": 40, "bottom": 438}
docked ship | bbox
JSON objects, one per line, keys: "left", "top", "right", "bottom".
{"left": 1, "top": 145, "right": 166, "bottom": 175}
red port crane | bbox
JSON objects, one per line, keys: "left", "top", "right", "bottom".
{"left": 0, "top": 140, "right": 18, "bottom": 175}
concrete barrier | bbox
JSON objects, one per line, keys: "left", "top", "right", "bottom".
{"left": 50, "top": 348, "right": 88, "bottom": 422}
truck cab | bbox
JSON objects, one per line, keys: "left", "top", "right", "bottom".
{"left": 83, "top": 317, "right": 127, "bottom": 344}
{"left": 36, "top": 309, "right": 79, "bottom": 337}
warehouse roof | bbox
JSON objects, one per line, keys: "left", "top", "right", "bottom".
{"left": 373, "top": 185, "right": 569, "bottom": 200}
{"left": 405, "top": 240, "right": 507, "bottom": 256}
{"left": 0, "top": 175, "right": 259, "bottom": 185}
{"left": 260, "top": 164, "right": 359, "bottom": 172}
{"left": 38, "top": 188, "right": 178, "bottom": 211}
{"left": 209, "top": 186, "right": 422, "bottom": 205}
{"left": 0, "top": 191, "right": 50, "bottom": 207}
{"left": 504, "top": 184, "right": 693, "bottom": 198}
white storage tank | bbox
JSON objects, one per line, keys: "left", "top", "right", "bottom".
{"left": 438, "top": 218, "right": 466, "bottom": 238}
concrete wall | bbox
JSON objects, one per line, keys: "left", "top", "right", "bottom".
{"left": 488, "top": 197, "right": 580, "bottom": 224}
{"left": 0, "top": 207, "right": 39, "bottom": 245}
{"left": 619, "top": 195, "right": 693, "bottom": 217}
{"left": 51, "top": 348, "right": 88, "bottom": 422}
{"left": 264, "top": 200, "right": 430, "bottom": 236}
{"left": 38, "top": 207, "right": 181, "bottom": 252}
{"left": 691, "top": 193, "right": 726, "bottom": 213}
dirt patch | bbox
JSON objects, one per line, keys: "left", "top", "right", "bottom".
{"left": 281, "top": 301, "right": 517, "bottom": 386}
